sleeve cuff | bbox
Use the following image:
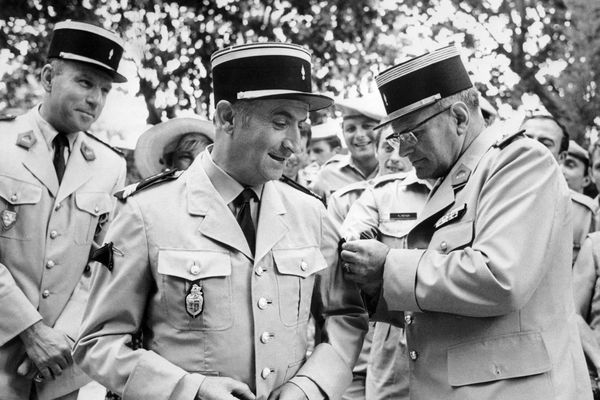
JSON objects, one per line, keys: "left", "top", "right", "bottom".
{"left": 381, "top": 248, "right": 424, "bottom": 311}
{"left": 288, "top": 377, "right": 325, "bottom": 400}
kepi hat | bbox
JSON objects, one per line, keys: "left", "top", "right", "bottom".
{"left": 211, "top": 42, "right": 333, "bottom": 111}
{"left": 375, "top": 45, "right": 472, "bottom": 129}
{"left": 48, "top": 20, "right": 127, "bottom": 83}
{"left": 134, "top": 118, "right": 215, "bottom": 178}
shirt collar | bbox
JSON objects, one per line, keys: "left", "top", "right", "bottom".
{"left": 34, "top": 105, "right": 78, "bottom": 152}
{"left": 200, "top": 146, "right": 263, "bottom": 204}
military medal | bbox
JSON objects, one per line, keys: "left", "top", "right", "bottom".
{"left": 434, "top": 203, "right": 467, "bottom": 230}
{"left": 185, "top": 282, "right": 204, "bottom": 318}
{"left": 1, "top": 208, "right": 17, "bottom": 230}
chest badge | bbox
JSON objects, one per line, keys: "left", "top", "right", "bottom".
{"left": 434, "top": 203, "right": 467, "bottom": 230}
{"left": 185, "top": 282, "right": 204, "bottom": 318}
{"left": 1, "top": 209, "right": 17, "bottom": 230}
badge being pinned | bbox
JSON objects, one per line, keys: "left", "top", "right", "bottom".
{"left": 186, "top": 282, "right": 204, "bottom": 318}
{"left": 1, "top": 209, "right": 17, "bottom": 230}
{"left": 434, "top": 203, "right": 467, "bottom": 230}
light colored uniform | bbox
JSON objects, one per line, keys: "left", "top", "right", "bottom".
{"left": 371, "top": 127, "right": 591, "bottom": 399}
{"left": 0, "top": 107, "right": 126, "bottom": 400}
{"left": 311, "top": 154, "right": 378, "bottom": 204}
{"left": 328, "top": 180, "right": 371, "bottom": 227}
{"left": 570, "top": 190, "right": 596, "bottom": 264}
{"left": 342, "top": 172, "right": 429, "bottom": 400}
{"left": 73, "top": 150, "right": 368, "bottom": 400}
{"left": 573, "top": 232, "right": 600, "bottom": 338}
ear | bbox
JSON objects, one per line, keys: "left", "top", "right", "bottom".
{"left": 583, "top": 175, "right": 591, "bottom": 187}
{"left": 215, "top": 100, "right": 234, "bottom": 135}
{"left": 40, "top": 64, "right": 54, "bottom": 93}
{"left": 450, "top": 102, "right": 470, "bottom": 136}
{"left": 558, "top": 151, "right": 567, "bottom": 163}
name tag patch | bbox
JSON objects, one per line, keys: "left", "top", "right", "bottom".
{"left": 389, "top": 212, "right": 417, "bottom": 220}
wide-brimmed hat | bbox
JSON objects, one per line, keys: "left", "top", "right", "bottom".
{"left": 134, "top": 118, "right": 215, "bottom": 178}
{"left": 374, "top": 45, "right": 473, "bottom": 129}
{"left": 335, "top": 93, "right": 387, "bottom": 123}
{"left": 211, "top": 42, "right": 333, "bottom": 111}
{"left": 48, "top": 20, "right": 127, "bottom": 83}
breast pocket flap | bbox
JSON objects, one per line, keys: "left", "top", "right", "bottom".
{"left": 447, "top": 331, "right": 552, "bottom": 386}
{"left": 75, "top": 192, "right": 113, "bottom": 216}
{"left": 273, "top": 246, "right": 328, "bottom": 278}
{"left": 431, "top": 220, "right": 474, "bottom": 252}
{"left": 0, "top": 175, "right": 42, "bottom": 204}
{"left": 157, "top": 249, "right": 232, "bottom": 281}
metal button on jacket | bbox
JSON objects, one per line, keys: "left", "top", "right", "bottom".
{"left": 10, "top": 194, "right": 18, "bottom": 202}
{"left": 440, "top": 241, "right": 448, "bottom": 251}
{"left": 46, "top": 260, "right": 55, "bottom": 269}
{"left": 258, "top": 297, "right": 270, "bottom": 310}
{"left": 260, "top": 332, "right": 273, "bottom": 344}
{"left": 190, "top": 264, "right": 201, "bottom": 275}
{"left": 300, "top": 261, "right": 308, "bottom": 271}
{"left": 409, "top": 350, "right": 418, "bottom": 361}
{"left": 49, "top": 230, "right": 58, "bottom": 239}
{"left": 42, "top": 289, "right": 50, "bottom": 298}
{"left": 261, "top": 367, "right": 272, "bottom": 379}
{"left": 255, "top": 266, "right": 265, "bottom": 276}
{"left": 404, "top": 314, "right": 413, "bottom": 325}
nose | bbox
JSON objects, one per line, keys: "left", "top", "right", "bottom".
{"left": 86, "top": 87, "right": 103, "bottom": 109}
{"left": 282, "top": 125, "right": 301, "bottom": 155}
{"left": 397, "top": 143, "right": 415, "bottom": 158}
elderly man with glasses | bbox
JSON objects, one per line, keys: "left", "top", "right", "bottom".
{"left": 340, "top": 45, "right": 591, "bottom": 399}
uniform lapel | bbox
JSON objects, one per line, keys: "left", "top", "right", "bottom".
{"left": 187, "top": 164, "right": 254, "bottom": 259}
{"left": 56, "top": 134, "right": 93, "bottom": 203}
{"left": 254, "top": 181, "right": 288, "bottom": 263}
{"left": 19, "top": 111, "right": 59, "bottom": 197}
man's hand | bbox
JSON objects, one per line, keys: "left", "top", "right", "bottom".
{"left": 340, "top": 239, "right": 390, "bottom": 286}
{"left": 267, "top": 382, "right": 307, "bottom": 400}
{"left": 196, "top": 376, "right": 255, "bottom": 400}
{"left": 18, "top": 321, "right": 73, "bottom": 381}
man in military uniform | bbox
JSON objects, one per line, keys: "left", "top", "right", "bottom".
{"left": 134, "top": 117, "right": 215, "bottom": 178}
{"left": 521, "top": 114, "right": 596, "bottom": 263}
{"left": 74, "top": 42, "right": 368, "bottom": 400}
{"left": 311, "top": 95, "right": 383, "bottom": 203}
{"left": 0, "top": 21, "right": 127, "bottom": 400}
{"left": 307, "top": 120, "right": 342, "bottom": 167}
{"left": 341, "top": 45, "right": 591, "bottom": 399}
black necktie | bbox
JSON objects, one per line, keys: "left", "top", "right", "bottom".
{"left": 234, "top": 188, "right": 257, "bottom": 255}
{"left": 53, "top": 134, "right": 69, "bottom": 184}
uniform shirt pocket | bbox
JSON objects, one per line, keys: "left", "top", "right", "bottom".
{"left": 157, "top": 249, "right": 232, "bottom": 331}
{"left": 0, "top": 175, "right": 42, "bottom": 240}
{"left": 74, "top": 192, "right": 113, "bottom": 245}
{"left": 379, "top": 217, "right": 418, "bottom": 248}
{"left": 273, "top": 246, "right": 328, "bottom": 326}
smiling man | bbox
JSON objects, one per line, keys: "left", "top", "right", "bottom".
{"left": 0, "top": 21, "right": 127, "bottom": 400}
{"left": 340, "top": 45, "right": 591, "bottom": 399}
{"left": 74, "top": 42, "right": 368, "bottom": 400}
{"left": 311, "top": 95, "right": 382, "bottom": 203}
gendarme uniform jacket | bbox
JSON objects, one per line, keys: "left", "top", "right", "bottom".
{"left": 342, "top": 172, "right": 429, "bottom": 400}
{"left": 73, "top": 150, "right": 368, "bottom": 400}
{"left": 372, "top": 126, "right": 591, "bottom": 399}
{"left": 570, "top": 190, "right": 596, "bottom": 264}
{"left": 0, "top": 107, "right": 126, "bottom": 400}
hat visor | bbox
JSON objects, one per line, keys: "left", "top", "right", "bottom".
{"left": 57, "top": 54, "right": 128, "bottom": 83}
{"left": 373, "top": 95, "right": 442, "bottom": 130}
{"left": 237, "top": 90, "right": 333, "bottom": 111}
{"left": 134, "top": 118, "right": 215, "bottom": 178}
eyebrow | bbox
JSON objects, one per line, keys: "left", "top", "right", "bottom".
{"left": 272, "top": 109, "right": 307, "bottom": 122}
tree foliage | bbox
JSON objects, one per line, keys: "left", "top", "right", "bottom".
{"left": 0, "top": 0, "right": 598, "bottom": 142}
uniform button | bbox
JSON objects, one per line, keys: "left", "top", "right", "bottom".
{"left": 258, "top": 297, "right": 271, "bottom": 310}
{"left": 409, "top": 350, "right": 418, "bottom": 361}
{"left": 440, "top": 241, "right": 447, "bottom": 251}
{"left": 94, "top": 206, "right": 100, "bottom": 213}
{"left": 300, "top": 261, "right": 308, "bottom": 271}
{"left": 84, "top": 265, "right": 91, "bottom": 273}
{"left": 49, "top": 230, "right": 58, "bottom": 239}
{"left": 54, "top": 203, "right": 62, "bottom": 211}
{"left": 404, "top": 314, "right": 413, "bottom": 325}
{"left": 10, "top": 194, "right": 18, "bottom": 202}
{"left": 255, "top": 266, "right": 265, "bottom": 276}
{"left": 261, "top": 367, "right": 272, "bottom": 379}
{"left": 190, "top": 264, "right": 201, "bottom": 275}
{"left": 260, "top": 332, "right": 274, "bottom": 344}
{"left": 46, "top": 260, "right": 55, "bottom": 269}
{"left": 42, "top": 290, "right": 50, "bottom": 298}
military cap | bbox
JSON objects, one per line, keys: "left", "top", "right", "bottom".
{"left": 134, "top": 117, "right": 215, "bottom": 178}
{"left": 335, "top": 93, "right": 386, "bottom": 122}
{"left": 48, "top": 20, "right": 127, "bottom": 82}
{"left": 374, "top": 45, "right": 472, "bottom": 128}
{"left": 567, "top": 140, "right": 590, "bottom": 166}
{"left": 311, "top": 119, "right": 342, "bottom": 141}
{"left": 210, "top": 42, "right": 333, "bottom": 111}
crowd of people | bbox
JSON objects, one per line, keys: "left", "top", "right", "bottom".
{"left": 1, "top": 19, "right": 600, "bottom": 400}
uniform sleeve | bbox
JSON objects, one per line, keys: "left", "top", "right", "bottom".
{"left": 0, "top": 263, "right": 42, "bottom": 345}
{"left": 573, "top": 235, "right": 597, "bottom": 320}
{"left": 340, "top": 188, "right": 380, "bottom": 240}
{"left": 291, "top": 205, "right": 368, "bottom": 399}
{"left": 73, "top": 198, "right": 205, "bottom": 400}
{"left": 380, "top": 142, "right": 571, "bottom": 317}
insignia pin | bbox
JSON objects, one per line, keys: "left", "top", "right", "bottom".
{"left": 1, "top": 209, "right": 17, "bottom": 230}
{"left": 185, "top": 283, "right": 204, "bottom": 318}
{"left": 301, "top": 65, "right": 306, "bottom": 80}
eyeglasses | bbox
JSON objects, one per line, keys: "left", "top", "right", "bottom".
{"left": 385, "top": 105, "right": 452, "bottom": 151}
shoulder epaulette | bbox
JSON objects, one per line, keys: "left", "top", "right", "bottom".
{"left": 372, "top": 171, "right": 410, "bottom": 188}
{"left": 333, "top": 180, "right": 369, "bottom": 197}
{"left": 493, "top": 129, "right": 526, "bottom": 149}
{"left": 115, "top": 169, "right": 182, "bottom": 202}
{"left": 84, "top": 132, "right": 124, "bottom": 157}
{"left": 0, "top": 114, "right": 17, "bottom": 122}
{"left": 571, "top": 190, "right": 597, "bottom": 212}
{"left": 279, "top": 174, "right": 324, "bottom": 205}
